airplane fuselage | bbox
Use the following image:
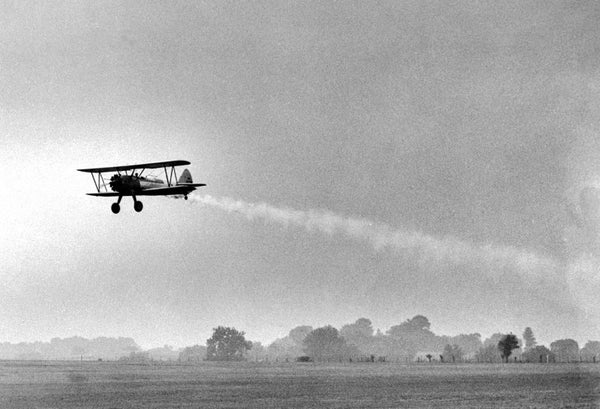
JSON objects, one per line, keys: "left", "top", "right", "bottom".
{"left": 110, "top": 175, "right": 167, "bottom": 193}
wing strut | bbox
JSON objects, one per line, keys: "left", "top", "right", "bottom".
{"left": 164, "top": 167, "right": 170, "bottom": 187}
{"left": 163, "top": 165, "right": 179, "bottom": 187}
{"left": 90, "top": 172, "right": 109, "bottom": 193}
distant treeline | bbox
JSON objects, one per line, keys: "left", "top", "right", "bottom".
{"left": 178, "top": 316, "right": 600, "bottom": 364}
{"left": 3, "top": 316, "right": 600, "bottom": 363}
{"left": 0, "top": 336, "right": 140, "bottom": 360}
{"left": 0, "top": 336, "right": 192, "bottom": 362}
{"left": 253, "top": 316, "right": 600, "bottom": 364}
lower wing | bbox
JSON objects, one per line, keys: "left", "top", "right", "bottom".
{"left": 86, "top": 185, "right": 205, "bottom": 197}
{"left": 86, "top": 192, "right": 122, "bottom": 197}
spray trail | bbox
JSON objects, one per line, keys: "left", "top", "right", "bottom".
{"left": 190, "top": 194, "right": 558, "bottom": 282}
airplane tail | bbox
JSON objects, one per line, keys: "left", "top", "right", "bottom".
{"left": 178, "top": 169, "right": 193, "bottom": 184}
{"left": 177, "top": 169, "right": 206, "bottom": 188}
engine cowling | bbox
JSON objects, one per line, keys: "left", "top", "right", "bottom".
{"left": 109, "top": 174, "right": 124, "bottom": 192}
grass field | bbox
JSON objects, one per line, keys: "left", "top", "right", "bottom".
{"left": 0, "top": 360, "right": 598, "bottom": 408}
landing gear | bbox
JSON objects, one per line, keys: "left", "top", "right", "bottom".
{"left": 184, "top": 195, "right": 188, "bottom": 200}
{"left": 111, "top": 196, "right": 123, "bottom": 214}
{"left": 110, "top": 196, "right": 143, "bottom": 213}
{"left": 132, "top": 194, "right": 143, "bottom": 213}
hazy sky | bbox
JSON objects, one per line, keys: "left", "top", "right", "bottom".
{"left": 2, "top": 0, "right": 600, "bottom": 349}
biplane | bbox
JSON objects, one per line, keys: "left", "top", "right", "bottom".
{"left": 77, "top": 160, "right": 206, "bottom": 213}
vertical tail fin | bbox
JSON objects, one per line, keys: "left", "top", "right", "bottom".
{"left": 178, "top": 169, "right": 193, "bottom": 184}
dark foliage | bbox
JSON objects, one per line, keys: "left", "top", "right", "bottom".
{"left": 206, "top": 326, "right": 252, "bottom": 361}
{"left": 497, "top": 334, "right": 520, "bottom": 362}
{"left": 302, "top": 325, "right": 358, "bottom": 361}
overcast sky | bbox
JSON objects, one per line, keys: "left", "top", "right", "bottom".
{"left": 2, "top": 0, "right": 600, "bottom": 349}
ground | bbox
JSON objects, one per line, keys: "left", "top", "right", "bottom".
{"left": 0, "top": 361, "right": 598, "bottom": 408}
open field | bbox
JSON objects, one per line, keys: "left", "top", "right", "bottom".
{"left": 0, "top": 361, "right": 598, "bottom": 408}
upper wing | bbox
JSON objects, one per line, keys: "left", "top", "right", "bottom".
{"left": 77, "top": 160, "right": 191, "bottom": 173}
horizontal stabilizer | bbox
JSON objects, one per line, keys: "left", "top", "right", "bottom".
{"left": 177, "top": 183, "right": 206, "bottom": 187}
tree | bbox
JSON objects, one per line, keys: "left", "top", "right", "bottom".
{"left": 498, "top": 334, "right": 520, "bottom": 362}
{"left": 387, "top": 315, "right": 432, "bottom": 336}
{"left": 178, "top": 345, "right": 207, "bottom": 363}
{"left": 289, "top": 326, "right": 313, "bottom": 345}
{"left": 248, "top": 342, "right": 267, "bottom": 362}
{"left": 387, "top": 315, "right": 438, "bottom": 359}
{"left": 206, "top": 326, "right": 252, "bottom": 361}
{"left": 475, "top": 344, "right": 502, "bottom": 363}
{"left": 484, "top": 333, "right": 505, "bottom": 348}
{"left": 267, "top": 325, "right": 313, "bottom": 361}
{"left": 71, "top": 345, "right": 87, "bottom": 361}
{"left": 366, "top": 330, "right": 404, "bottom": 361}
{"left": 119, "top": 351, "right": 150, "bottom": 363}
{"left": 580, "top": 341, "right": 600, "bottom": 362}
{"left": 303, "top": 325, "right": 356, "bottom": 361}
{"left": 550, "top": 339, "right": 579, "bottom": 362}
{"left": 522, "top": 345, "right": 554, "bottom": 363}
{"left": 147, "top": 345, "right": 180, "bottom": 361}
{"left": 442, "top": 344, "right": 463, "bottom": 363}
{"left": 445, "top": 333, "right": 482, "bottom": 358}
{"left": 522, "top": 327, "right": 537, "bottom": 351}
{"left": 340, "top": 318, "right": 374, "bottom": 352}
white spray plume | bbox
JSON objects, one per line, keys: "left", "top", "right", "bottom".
{"left": 190, "top": 194, "right": 557, "bottom": 281}
{"left": 190, "top": 194, "right": 559, "bottom": 283}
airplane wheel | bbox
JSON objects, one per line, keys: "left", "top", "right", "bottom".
{"left": 184, "top": 195, "right": 188, "bottom": 200}
{"left": 111, "top": 203, "right": 120, "bottom": 214}
{"left": 134, "top": 201, "right": 143, "bottom": 212}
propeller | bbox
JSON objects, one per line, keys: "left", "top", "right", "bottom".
{"left": 109, "top": 174, "right": 124, "bottom": 192}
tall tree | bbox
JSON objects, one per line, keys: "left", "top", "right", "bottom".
{"left": 387, "top": 315, "right": 438, "bottom": 358}
{"left": 340, "top": 318, "right": 374, "bottom": 352}
{"left": 289, "top": 326, "right": 313, "bottom": 345}
{"left": 497, "top": 334, "right": 520, "bottom": 363}
{"left": 580, "top": 341, "right": 600, "bottom": 362}
{"left": 522, "top": 327, "right": 537, "bottom": 351}
{"left": 522, "top": 345, "right": 554, "bottom": 363}
{"left": 267, "top": 325, "right": 313, "bottom": 361}
{"left": 550, "top": 339, "right": 579, "bottom": 362}
{"left": 206, "top": 326, "right": 252, "bottom": 361}
{"left": 303, "top": 326, "right": 356, "bottom": 361}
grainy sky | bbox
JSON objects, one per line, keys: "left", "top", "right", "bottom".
{"left": 2, "top": 0, "right": 600, "bottom": 348}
